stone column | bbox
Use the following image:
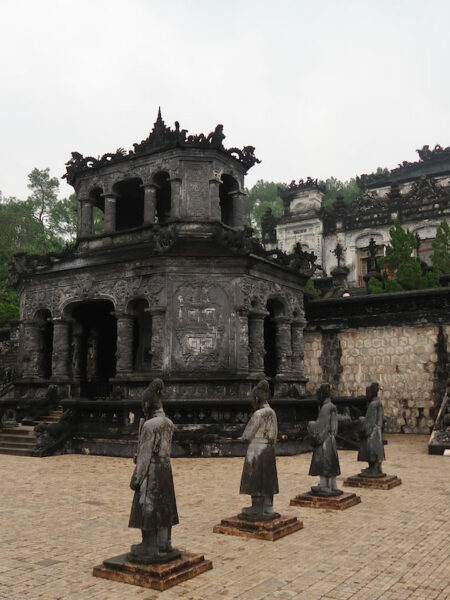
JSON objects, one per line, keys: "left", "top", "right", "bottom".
{"left": 51, "top": 318, "right": 71, "bottom": 380}
{"left": 21, "top": 320, "right": 42, "bottom": 378}
{"left": 274, "top": 316, "right": 292, "bottom": 375}
{"left": 71, "top": 331, "right": 83, "bottom": 381}
{"left": 168, "top": 177, "right": 181, "bottom": 219}
{"left": 291, "top": 317, "right": 306, "bottom": 376}
{"left": 115, "top": 313, "right": 134, "bottom": 375}
{"left": 78, "top": 198, "right": 93, "bottom": 238}
{"left": 103, "top": 193, "right": 118, "bottom": 233}
{"left": 141, "top": 184, "right": 157, "bottom": 225}
{"left": 209, "top": 177, "right": 221, "bottom": 220}
{"left": 248, "top": 310, "right": 268, "bottom": 373}
{"left": 230, "top": 190, "right": 246, "bottom": 229}
{"left": 236, "top": 309, "right": 249, "bottom": 372}
{"left": 147, "top": 308, "right": 165, "bottom": 372}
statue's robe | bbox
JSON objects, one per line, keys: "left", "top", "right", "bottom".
{"left": 129, "top": 409, "right": 179, "bottom": 530}
{"left": 308, "top": 398, "right": 341, "bottom": 477}
{"left": 239, "top": 404, "right": 279, "bottom": 496}
{"left": 358, "top": 397, "right": 385, "bottom": 464}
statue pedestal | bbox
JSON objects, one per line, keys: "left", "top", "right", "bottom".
{"left": 290, "top": 491, "right": 361, "bottom": 510}
{"left": 93, "top": 551, "right": 212, "bottom": 591}
{"left": 343, "top": 474, "right": 402, "bottom": 490}
{"left": 213, "top": 514, "right": 302, "bottom": 541}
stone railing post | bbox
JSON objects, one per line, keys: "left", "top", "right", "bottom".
{"left": 114, "top": 313, "right": 134, "bottom": 375}
{"left": 21, "top": 320, "right": 42, "bottom": 378}
{"left": 236, "top": 308, "right": 249, "bottom": 372}
{"left": 141, "top": 183, "right": 157, "bottom": 225}
{"left": 103, "top": 193, "right": 118, "bottom": 233}
{"left": 274, "top": 316, "right": 292, "bottom": 375}
{"left": 248, "top": 310, "right": 268, "bottom": 374}
{"left": 51, "top": 318, "right": 72, "bottom": 380}
{"left": 147, "top": 307, "right": 165, "bottom": 372}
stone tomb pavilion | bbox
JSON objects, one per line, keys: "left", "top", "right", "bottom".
{"left": 9, "top": 112, "right": 328, "bottom": 456}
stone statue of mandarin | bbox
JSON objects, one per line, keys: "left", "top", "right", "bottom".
{"left": 238, "top": 379, "right": 280, "bottom": 520}
{"left": 357, "top": 382, "right": 385, "bottom": 477}
{"left": 307, "top": 383, "right": 342, "bottom": 496}
{"left": 128, "top": 379, "right": 181, "bottom": 563}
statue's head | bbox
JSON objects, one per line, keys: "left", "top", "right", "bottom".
{"left": 317, "top": 383, "right": 331, "bottom": 405}
{"left": 250, "top": 379, "right": 271, "bottom": 410}
{"left": 142, "top": 378, "right": 164, "bottom": 418}
{"left": 366, "top": 381, "right": 379, "bottom": 400}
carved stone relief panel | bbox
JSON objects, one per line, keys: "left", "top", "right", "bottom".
{"left": 183, "top": 162, "right": 211, "bottom": 218}
{"left": 171, "top": 279, "right": 231, "bottom": 371}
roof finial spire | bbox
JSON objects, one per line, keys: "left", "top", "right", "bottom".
{"left": 157, "top": 106, "right": 163, "bottom": 123}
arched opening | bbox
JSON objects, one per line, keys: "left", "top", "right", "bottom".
{"left": 90, "top": 187, "right": 105, "bottom": 235}
{"left": 219, "top": 174, "right": 238, "bottom": 227}
{"left": 34, "top": 309, "right": 53, "bottom": 379}
{"left": 153, "top": 171, "right": 171, "bottom": 223}
{"left": 128, "top": 298, "right": 152, "bottom": 372}
{"left": 69, "top": 300, "right": 116, "bottom": 396}
{"left": 264, "top": 298, "right": 285, "bottom": 385}
{"left": 114, "top": 178, "right": 144, "bottom": 231}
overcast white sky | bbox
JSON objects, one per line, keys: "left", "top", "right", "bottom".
{"left": 1, "top": 0, "right": 449, "bottom": 200}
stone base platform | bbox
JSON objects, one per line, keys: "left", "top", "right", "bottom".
{"left": 290, "top": 491, "right": 361, "bottom": 510}
{"left": 93, "top": 551, "right": 212, "bottom": 591}
{"left": 344, "top": 474, "right": 402, "bottom": 490}
{"left": 213, "top": 514, "right": 303, "bottom": 541}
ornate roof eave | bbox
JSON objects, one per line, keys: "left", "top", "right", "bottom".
{"left": 279, "top": 178, "right": 326, "bottom": 199}
{"left": 63, "top": 110, "right": 261, "bottom": 186}
{"left": 357, "top": 144, "right": 450, "bottom": 190}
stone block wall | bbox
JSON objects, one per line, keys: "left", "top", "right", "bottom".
{"left": 304, "top": 324, "right": 450, "bottom": 433}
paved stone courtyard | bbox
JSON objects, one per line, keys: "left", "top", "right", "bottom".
{"left": 0, "top": 435, "right": 448, "bottom": 600}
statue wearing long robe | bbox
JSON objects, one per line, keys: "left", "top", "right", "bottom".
{"left": 239, "top": 404, "right": 279, "bottom": 497}
{"left": 308, "top": 397, "right": 341, "bottom": 478}
{"left": 129, "top": 408, "right": 179, "bottom": 531}
{"left": 358, "top": 384, "right": 385, "bottom": 475}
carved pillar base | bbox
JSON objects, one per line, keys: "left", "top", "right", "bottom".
{"left": 248, "top": 311, "right": 267, "bottom": 375}
{"left": 21, "top": 320, "right": 42, "bottom": 379}
{"left": 115, "top": 313, "right": 134, "bottom": 375}
{"left": 71, "top": 332, "right": 83, "bottom": 381}
{"left": 51, "top": 319, "right": 72, "bottom": 380}
{"left": 274, "top": 317, "right": 292, "bottom": 376}
{"left": 147, "top": 308, "right": 165, "bottom": 373}
{"left": 291, "top": 318, "right": 306, "bottom": 376}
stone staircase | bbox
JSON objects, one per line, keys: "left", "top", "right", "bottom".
{"left": 0, "top": 407, "right": 63, "bottom": 456}
{"left": 0, "top": 425, "right": 36, "bottom": 456}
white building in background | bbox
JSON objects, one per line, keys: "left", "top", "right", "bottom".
{"left": 261, "top": 146, "right": 450, "bottom": 288}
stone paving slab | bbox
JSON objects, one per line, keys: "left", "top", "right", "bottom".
{"left": 0, "top": 435, "right": 449, "bottom": 600}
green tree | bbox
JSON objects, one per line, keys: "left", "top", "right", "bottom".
{"left": 27, "top": 168, "right": 59, "bottom": 227}
{"left": 244, "top": 180, "right": 284, "bottom": 233}
{"left": 0, "top": 169, "right": 78, "bottom": 326}
{"left": 431, "top": 220, "right": 450, "bottom": 274}
{"left": 369, "top": 220, "right": 440, "bottom": 293}
{"left": 321, "top": 176, "right": 362, "bottom": 207}
{"left": 48, "top": 193, "right": 77, "bottom": 240}
{"left": 0, "top": 196, "right": 43, "bottom": 325}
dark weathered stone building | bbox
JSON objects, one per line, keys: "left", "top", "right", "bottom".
{"left": 6, "top": 112, "right": 329, "bottom": 456}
